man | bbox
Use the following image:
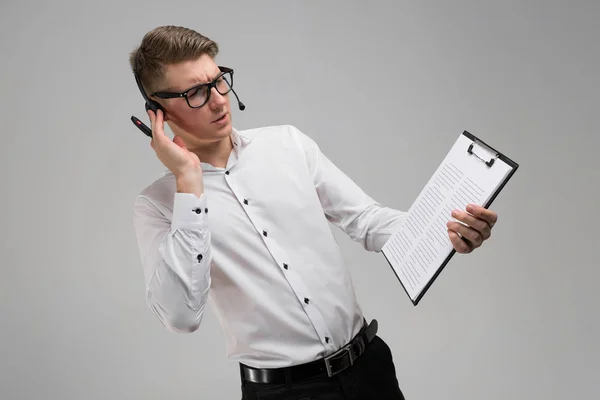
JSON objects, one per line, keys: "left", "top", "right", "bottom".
{"left": 130, "top": 25, "right": 498, "bottom": 400}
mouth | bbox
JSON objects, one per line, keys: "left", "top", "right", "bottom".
{"left": 211, "top": 113, "right": 227, "bottom": 124}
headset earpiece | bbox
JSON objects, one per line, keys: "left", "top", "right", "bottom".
{"left": 144, "top": 100, "right": 163, "bottom": 114}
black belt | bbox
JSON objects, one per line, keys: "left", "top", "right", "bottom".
{"left": 240, "top": 319, "right": 378, "bottom": 384}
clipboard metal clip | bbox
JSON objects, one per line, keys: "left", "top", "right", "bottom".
{"left": 467, "top": 141, "right": 498, "bottom": 167}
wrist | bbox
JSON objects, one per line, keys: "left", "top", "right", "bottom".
{"left": 176, "top": 170, "right": 204, "bottom": 197}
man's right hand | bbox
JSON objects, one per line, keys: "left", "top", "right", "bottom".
{"left": 148, "top": 109, "right": 204, "bottom": 197}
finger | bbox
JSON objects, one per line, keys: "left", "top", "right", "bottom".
{"left": 467, "top": 204, "right": 498, "bottom": 228}
{"left": 451, "top": 209, "right": 491, "bottom": 240}
{"left": 154, "top": 109, "right": 164, "bottom": 137}
{"left": 147, "top": 108, "right": 155, "bottom": 124}
{"left": 448, "top": 229, "right": 473, "bottom": 254}
{"left": 148, "top": 109, "right": 166, "bottom": 145}
{"left": 447, "top": 221, "right": 483, "bottom": 248}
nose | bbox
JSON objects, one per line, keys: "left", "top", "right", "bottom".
{"left": 208, "top": 86, "right": 227, "bottom": 109}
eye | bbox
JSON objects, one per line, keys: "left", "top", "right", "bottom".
{"left": 187, "top": 86, "right": 200, "bottom": 98}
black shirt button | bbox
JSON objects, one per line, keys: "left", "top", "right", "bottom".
{"left": 193, "top": 208, "right": 202, "bottom": 214}
{"left": 283, "top": 263, "right": 288, "bottom": 270}
{"left": 263, "top": 230, "right": 268, "bottom": 237}
{"left": 325, "top": 337, "right": 330, "bottom": 343}
{"left": 197, "top": 254, "right": 203, "bottom": 262}
{"left": 205, "top": 208, "right": 208, "bottom": 213}
{"left": 304, "top": 298, "right": 310, "bottom": 304}
{"left": 243, "top": 199, "right": 248, "bottom": 205}
{"left": 225, "top": 171, "right": 230, "bottom": 175}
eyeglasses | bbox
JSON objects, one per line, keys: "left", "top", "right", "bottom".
{"left": 151, "top": 66, "right": 234, "bottom": 109}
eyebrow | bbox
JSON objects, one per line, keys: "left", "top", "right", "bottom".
{"left": 165, "top": 71, "right": 222, "bottom": 93}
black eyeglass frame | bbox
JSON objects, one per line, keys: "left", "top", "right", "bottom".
{"left": 150, "top": 66, "right": 234, "bottom": 109}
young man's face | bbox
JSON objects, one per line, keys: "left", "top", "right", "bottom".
{"left": 154, "top": 53, "right": 233, "bottom": 147}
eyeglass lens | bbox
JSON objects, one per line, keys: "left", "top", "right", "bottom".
{"left": 186, "top": 71, "right": 233, "bottom": 108}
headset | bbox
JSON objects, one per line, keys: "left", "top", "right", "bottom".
{"left": 130, "top": 66, "right": 245, "bottom": 138}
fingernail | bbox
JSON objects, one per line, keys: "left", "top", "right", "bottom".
{"left": 451, "top": 210, "right": 458, "bottom": 217}
{"left": 467, "top": 205, "right": 474, "bottom": 212}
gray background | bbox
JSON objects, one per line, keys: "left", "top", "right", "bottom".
{"left": 1, "top": 0, "right": 598, "bottom": 399}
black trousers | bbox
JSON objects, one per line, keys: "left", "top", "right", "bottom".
{"left": 240, "top": 335, "right": 405, "bottom": 400}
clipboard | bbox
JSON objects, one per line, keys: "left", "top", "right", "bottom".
{"left": 381, "top": 130, "right": 519, "bottom": 306}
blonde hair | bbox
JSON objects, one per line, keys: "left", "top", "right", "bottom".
{"left": 129, "top": 25, "right": 219, "bottom": 92}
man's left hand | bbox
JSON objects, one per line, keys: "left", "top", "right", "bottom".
{"left": 446, "top": 204, "right": 498, "bottom": 254}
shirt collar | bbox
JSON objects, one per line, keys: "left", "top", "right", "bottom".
{"left": 230, "top": 126, "right": 252, "bottom": 154}
{"left": 160, "top": 127, "right": 252, "bottom": 176}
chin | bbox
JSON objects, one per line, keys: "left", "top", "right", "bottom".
{"left": 213, "top": 122, "right": 232, "bottom": 138}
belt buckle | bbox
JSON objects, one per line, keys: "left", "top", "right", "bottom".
{"left": 324, "top": 342, "right": 357, "bottom": 378}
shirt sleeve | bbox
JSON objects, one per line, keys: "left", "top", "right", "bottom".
{"left": 132, "top": 192, "right": 212, "bottom": 333}
{"left": 290, "top": 125, "right": 408, "bottom": 252}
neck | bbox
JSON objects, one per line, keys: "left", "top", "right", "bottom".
{"left": 191, "top": 135, "right": 233, "bottom": 169}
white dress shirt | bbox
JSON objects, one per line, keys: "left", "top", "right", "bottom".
{"left": 132, "top": 124, "right": 407, "bottom": 368}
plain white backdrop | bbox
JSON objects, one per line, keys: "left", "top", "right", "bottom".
{"left": 1, "top": 0, "right": 598, "bottom": 399}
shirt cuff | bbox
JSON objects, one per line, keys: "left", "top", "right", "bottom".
{"left": 171, "top": 192, "right": 208, "bottom": 231}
